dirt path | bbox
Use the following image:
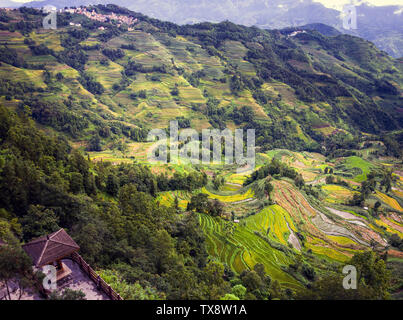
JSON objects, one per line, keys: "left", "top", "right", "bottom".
{"left": 306, "top": 177, "right": 326, "bottom": 186}
{"left": 226, "top": 182, "right": 242, "bottom": 187}
{"left": 285, "top": 220, "right": 301, "bottom": 251}
{"left": 232, "top": 198, "right": 256, "bottom": 205}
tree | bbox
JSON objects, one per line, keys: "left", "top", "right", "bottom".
{"left": 106, "top": 174, "right": 119, "bottom": 196}
{"left": 203, "top": 261, "right": 228, "bottom": 300}
{"left": 87, "top": 134, "right": 102, "bottom": 152}
{"left": 49, "top": 288, "right": 86, "bottom": 300}
{"left": 170, "top": 84, "right": 179, "bottom": 96}
{"left": 213, "top": 175, "right": 225, "bottom": 190}
{"left": 69, "top": 172, "right": 84, "bottom": 194}
{"left": 388, "top": 234, "right": 403, "bottom": 250}
{"left": 325, "top": 175, "right": 335, "bottom": 185}
{"left": 56, "top": 72, "right": 64, "bottom": 81}
{"left": 174, "top": 196, "right": 179, "bottom": 211}
{"left": 264, "top": 180, "right": 274, "bottom": 197}
{"left": 350, "top": 251, "right": 391, "bottom": 299}
{"left": 231, "top": 284, "right": 247, "bottom": 299}
{"left": 380, "top": 168, "right": 393, "bottom": 193}
{"left": 253, "top": 263, "right": 266, "bottom": 280}
{"left": 374, "top": 201, "right": 381, "bottom": 213}
{"left": 0, "top": 244, "right": 33, "bottom": 300}
{"left": 294, "top": 174, "right": 305, "bottom": 189}
{"left": 72, "top": 222, "right": 104, "bottom": 266}
{"left": 220, "top": 293, "right": 239, "bottom": 300}
{"left": 207, "top": 199, "right": 224, "bottom": 217}
{"left": 21, "top": 205, "right": 59, "bottom": 241}
{"left": 187, "top": 193, "right": 209, "bottom": 213}
{"left": 297, "top": 251, "right": 391, "bottom": 300}
{"left": 241, "top": 270, "right": 263, "bottom": 292}
{"left": 269, "top": 279, "right": 284, "bottom": 300}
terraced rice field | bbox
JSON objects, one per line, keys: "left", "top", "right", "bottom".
{"left": 86, "top": 60, "right": 124, "bottom": 91}
{"left": 304, "top": 239, "right": 351, "bottom": 262}
{"left": 201, "top": 187, "right": 255, "bottom": 203}
{"left": 157, "top": 190, "right": 193, "bottom": 209}
{"left": 198, "top": 213, "right": 302, "bottom": 290}
{"left": 327, "top": 235, "right": 359, "bottom": 246}
{"left": 375, "top": 217, "right": 403, "bottom": 238}
{"left": 225, "top": 173, "right": 248, "bottom": 186}
{"left": 322, "top": 185, "right": 356, "bottom": 204}
{"left": 246, "top": 205, "right": 297, "bottom": 247}
{"left": 376, "top": 191, "right": 403, "bottom": 212}
{"left": 271, "top": 180, "right": 363, "bottom": 258}
{"left": 342, "top": 156, "right": 374, "bottom": 182}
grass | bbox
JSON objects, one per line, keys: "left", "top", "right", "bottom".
{"left": 343, "top": 156, "right": 374, "bottom": 182}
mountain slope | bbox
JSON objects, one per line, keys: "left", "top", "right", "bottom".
{"left": 0, "top": 5, "right": 401, "bottom": 156}
{"left": 19, "top": 0, "right": 403, "bottom": 58}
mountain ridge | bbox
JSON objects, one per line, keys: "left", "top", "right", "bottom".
{"left": 0, "top": 4, "right": 401, "bottom": 156}
{"left": 15, "top": 0, "right": 403, "bottom": 58}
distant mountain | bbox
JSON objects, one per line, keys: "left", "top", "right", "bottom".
{"left": 342, "top": 3, "right": 403, "bottom": 59}
{"left": 0, "top": 0, "right": 20, "bottom": 8}
{"left": 14, "top": 0, "right": 107, "bottom": 8}
{"left": 14, "top": 0, "right": 403, "bottom": 57}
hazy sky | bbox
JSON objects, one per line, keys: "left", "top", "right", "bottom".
{"left": 314, "top": 0, "right": 403, "bottom": 10}
{"left": 10, "top": 0, "right": 403, "bottom": 9}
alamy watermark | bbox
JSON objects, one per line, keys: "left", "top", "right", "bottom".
{"left": 42, "top": 265, "right": 57, "bottom": 290}
{"left": 342, "top": 265, "right": 357, "bottom": 290}
{"left": 147, "top": 121, "right": 255, "bottom": 173}
{"left": 342, "top": 3, "right": 358, "bottom": 30}
{"left": 42, "top": 5, "right": 57, "bottom": 30}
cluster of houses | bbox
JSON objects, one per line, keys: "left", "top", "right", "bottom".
{"left": 63, "top": 7, "right": 138, "bottom": 29}
{"left": 287, "top": 30, "right": 307, "bottom": 39}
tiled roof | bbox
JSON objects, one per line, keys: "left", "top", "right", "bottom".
{"left": 22, "top": 229, "right": 80, "bottom": 267}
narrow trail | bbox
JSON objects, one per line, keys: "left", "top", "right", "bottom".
{"left": 232, "top": 198, "right": 256, "bottom": 205}
{"left": 225, "top": 182, "right": 243, "bottom": 187}
{"left": 285, "top": 219, "right": 301, "bottom": 251}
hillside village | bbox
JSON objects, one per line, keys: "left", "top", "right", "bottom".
{"left": 63, "top": 7, "right": 138, "bottom": 29}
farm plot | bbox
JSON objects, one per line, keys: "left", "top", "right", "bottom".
{"left": 198, "top": 213, "right": 302, "bottom": 290}
{"left": 340, "top": 156, "right": 375, "bottom": 182}
{"left": 376, "top": 191, "right": 403, "bottom": 212}
{"left": 157, "top": 190, "right": 193, "bottom": 209}
{"left": 322, "top": 185, "right": 357, "bottom": 204}
{"left": 201, "top": 187, "right": 255, "bottom": 203}
{"left": 246, "top": 205, "right": 300, "bottom": 249}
